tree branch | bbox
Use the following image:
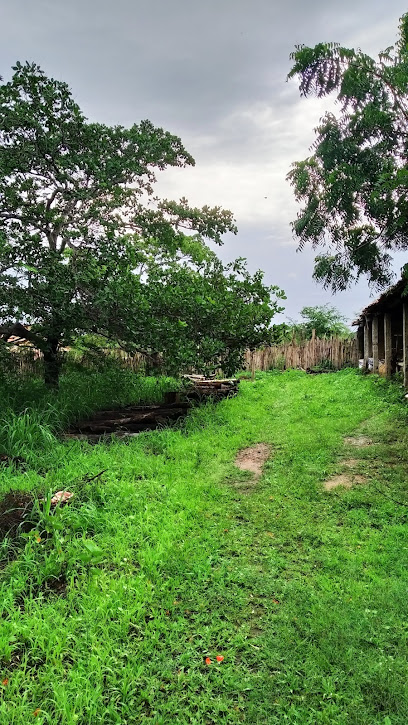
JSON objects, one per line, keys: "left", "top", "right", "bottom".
{"left": 45, "top": 187, "right": 61, "bottom": 213}
{"left": 89, "top": 327, "right": 157, "bottom": 360}
{"left": 0, "top": 322, "right": 46, "bottom": 350}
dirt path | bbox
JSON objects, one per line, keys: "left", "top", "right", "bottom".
{"left": 235, "top": 443, "right": 271, "bottom": 478}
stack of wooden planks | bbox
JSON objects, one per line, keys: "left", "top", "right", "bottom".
{"left": 65, "top": 376, "right": 240, "bottom": 440}
{"left": 66, "top": 402, "right": 191, "bottom": 439}
{"left": 182, "top": 375, "right": 240, "bottom": 401}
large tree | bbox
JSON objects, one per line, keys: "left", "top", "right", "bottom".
{"left": 287, "top": 13, "right": 408, "bottom": 291}
{"left": 0, "top": 62, "right": 284, "bottom": 385}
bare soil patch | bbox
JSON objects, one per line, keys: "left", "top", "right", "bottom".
{"left": 324, "top": 473, "right": 367, "bottom": 491}
{"left": 40, "top": 573, "right": 67, "bottom": 598}
{"left": 342, "top": 458, "right": 360, "bottom": 468}
{"left": 0, "top": 454, "right": 26, "bottom": 469}
{"left": 0, "top": 491, "right": 35, "bottom": 542}
{"left": 344, "top": 435, "right": 373, "bottom": 447}
{"left": 235, "top": 443, "right": 271, "bottom": 480}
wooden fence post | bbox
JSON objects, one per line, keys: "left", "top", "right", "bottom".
{"left": 372, "top": 315, "right": 379, "bottom": 373}
{"left": 384, "top": 312, "right": 392, "bottom": 378}
{"left": 251, "top": 350, "right": 256, "bottom": 381}
{"left": 363, "top": 316, "right": 370, "bottom": 369}
{"left": 403, "top": 303, "right": 408, "bottom": 389}
{"left": 311, "top": 329, "right": 316, "bottom": 369}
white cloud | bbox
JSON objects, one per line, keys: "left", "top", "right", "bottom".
{"left": 1, "top": 0, "right": 407, "bottom": 322}
{"left": 156, "top": 95, "right": 336, "bottom": 231}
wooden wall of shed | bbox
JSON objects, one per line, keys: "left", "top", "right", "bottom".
{"left": 391, "top": 305, "right": 403, "bottom": 359}
{"left": 357, "top": 327, "right": 364, "bottom": 358}
{"left": 378, "top": 317, "right": 385, "bottom": 358}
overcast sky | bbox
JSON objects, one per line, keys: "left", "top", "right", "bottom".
{"left": 2, "top": 0, "right": 408, "bottom": 324}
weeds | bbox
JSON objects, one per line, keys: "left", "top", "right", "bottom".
{"left": 0, "top": 366, "right": 180, "bottom": 465}
{"left": 0, "top": 369, "right": 407, "bottom": 723}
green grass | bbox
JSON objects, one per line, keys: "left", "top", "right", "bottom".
{"left": 0, "top": 369, "right": 408, "bottom": 723}
{"left": 0, "top": 367, "right": 180, "bottom": 465}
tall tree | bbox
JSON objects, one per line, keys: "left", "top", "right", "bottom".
{"left": 287, "top": 13, "right": 408, "bottom": 291}
{"left": 0, "top": 62, "right": 284, "bottom": 385}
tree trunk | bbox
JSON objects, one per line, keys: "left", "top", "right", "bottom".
{"left": 43, "top": 338, "right": 61, "bottom": 389}
{"left": 145, "top": 351, "right": 162, "bottom": 376}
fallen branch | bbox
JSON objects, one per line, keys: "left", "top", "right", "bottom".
{"left": 367, "top": 481, "right": 408, "bottom": 508}
{"left": 82, "top": 469, "right": 108, "bottom": 483}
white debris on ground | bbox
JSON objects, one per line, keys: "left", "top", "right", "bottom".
{"left": 50, "top": 490, "right": 74, "bottom": 506}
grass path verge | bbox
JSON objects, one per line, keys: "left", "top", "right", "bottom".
{"left": 0, "top": 370, "right": 407, "bottom": 724}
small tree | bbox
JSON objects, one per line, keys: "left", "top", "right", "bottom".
{"left": 287, "top": 13, "right": 408, "bottom": 291}
{"left": 139, "top": 254, "right": 285, "bottom": 376}
{"left": 0, "top": 62, "right": 284, "bottom": 385}
{"left": 295, "top": 305, "right": 351, "bottom": 339}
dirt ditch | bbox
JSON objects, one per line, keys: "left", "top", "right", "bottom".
{"left": 0, "top": 491, "right": 35, "bottom": 543}
{"left": 65, "top": 402, "right": 191, "bottom": 440}
{"left": 65, "top": 378, "right": 240, "bottom": 441}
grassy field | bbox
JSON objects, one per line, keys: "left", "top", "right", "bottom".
{"left": 0, "top": 369, "right": 407, "bottom": 724}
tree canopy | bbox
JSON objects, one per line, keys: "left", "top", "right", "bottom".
{"left": 287, "top": 13, "right": 408, "bottom": 291}
{"left": 0, "top": 62, "right": 284, "bottom": 384}
{"left": 295, "top": 305, "right": 351, "bottom": 340}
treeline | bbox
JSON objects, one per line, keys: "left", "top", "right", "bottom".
{"left": 271, "top": 305, "right": 353, "bottom": 345}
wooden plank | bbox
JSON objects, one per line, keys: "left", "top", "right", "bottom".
{"left": 384, "top": 312, "right": 392, "bottom": 378}
{"left": 372, "top": 315, "right": 379, "bottom": 373}
{"left": 363, "top": 316, "right": 370, "bottom": 368}
{"left": 403, "top": 302, "right": 408, "bottom": 389}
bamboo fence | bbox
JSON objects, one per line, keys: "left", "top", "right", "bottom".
{"left": 244, "top": 336, "right": 358, "bottom": 372}
{"left": 4, "top": 335, "right": 358, "bottom": 377}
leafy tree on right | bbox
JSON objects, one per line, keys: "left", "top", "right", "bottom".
{"left": 287, "top": 13, "right": 408, "bottom": 292}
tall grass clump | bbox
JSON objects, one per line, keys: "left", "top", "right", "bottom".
{"left": 0, "top": 410, "right": 57, "bottom": 460}
{"left": 0, "top": 360, "right": 181, "bottom": 462}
